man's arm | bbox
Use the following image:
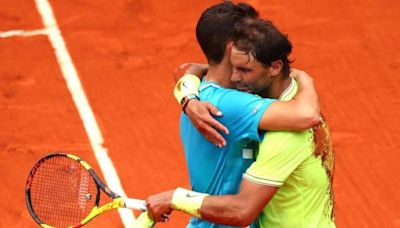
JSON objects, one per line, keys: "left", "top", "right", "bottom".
{"left": 184, "top": 99, "right": 229, "bottom": 148}
{"left": 146, "top": 130, "right": 311, "bottom": 225}
{"left": 174, "top": 66, "right": 319, "bottom": 146}
{"left": 258, "top": 69, "right": 320, "bottom": 130}
{"left": 146, "top": 179, "right": 277, "bottom": 227}
{"left": 173, "top": 63, "right": 208, "bottom": 104}
{"left": 173, "top": 63, "right": 229, "bottom": 147}
{"left": 200, "top": 180, "right": 277, "bottom": 227}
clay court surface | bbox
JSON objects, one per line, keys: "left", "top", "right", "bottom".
{"left": 0, "top": 0, "right": 399, "bottom": 227}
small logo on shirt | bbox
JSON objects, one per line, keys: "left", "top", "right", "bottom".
{"left": 242, "top": 148, "right": 254, "bottom": 159}
{"left": 252, "top": 101, "right": 263, "bottom": 114}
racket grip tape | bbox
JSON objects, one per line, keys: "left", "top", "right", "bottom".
{"left": 125, "top": 198, "right": 147, "bottom": 211}
{"left": 133, "top": 212, "right": 155, "bottom": 228}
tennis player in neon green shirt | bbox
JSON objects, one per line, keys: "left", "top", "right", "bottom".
{"left": 242, "top": 77, "right": 334, "bottom": 228}
{"left": 146, "top": 18, "right": 335, "bottom": 228}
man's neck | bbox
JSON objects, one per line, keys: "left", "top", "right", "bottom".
{"left": 260, "top": 74, "right": 292, "bottom": 99}
{"left": 204, "top": 58, "right": 235, "bottom": 89}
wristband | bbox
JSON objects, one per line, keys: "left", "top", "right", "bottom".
{"left": 174, "top": 74, "right": 201, "bottom": 104}
{"left": 171, "top": 187, "right": 208, "bottom": 218}
{"left": 181, "top": 94, "right": 199, "bottom": 113}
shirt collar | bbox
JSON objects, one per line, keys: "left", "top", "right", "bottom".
{"left": 279, "top": 77, "right": 298, "bottom": 101}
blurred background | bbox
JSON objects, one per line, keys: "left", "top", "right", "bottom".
{"left": 0, "top": 0, "right": 399, "bottom": 227}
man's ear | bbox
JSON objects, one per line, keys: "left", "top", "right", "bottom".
{"left": 226, "top": 41, "right": 234, "bottom": 55}
{"left": 269, "top": 60, "right": 283, "bottom": 76}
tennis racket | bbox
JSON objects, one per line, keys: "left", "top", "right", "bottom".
{"left": 25, "top": 153, "right": 154, "bottom": 228}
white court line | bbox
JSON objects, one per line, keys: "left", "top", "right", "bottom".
{"left": 33, "top": 0, "right": 136, "bottom": 227}
{"left": 0, "top": 29, "right": 49, "bottom": 38}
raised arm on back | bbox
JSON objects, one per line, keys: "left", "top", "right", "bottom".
{"left": 173, "top": 65, "right": 320, "bottom": 145}
{"left": 258, "top": 69, "right": 320, "bottom": 130}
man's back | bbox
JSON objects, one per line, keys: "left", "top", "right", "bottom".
{"left": 256, "top": 126, "right": 334, "bottom": 227}
{"left": 180, "top": 80, "right": 274, "bottom": 227}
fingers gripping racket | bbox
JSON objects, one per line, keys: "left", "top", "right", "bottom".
{"left": 25, "top": 153, "right": 154, "bottom": 228}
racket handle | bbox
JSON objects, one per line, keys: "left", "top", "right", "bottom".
{"left": 125, "top": 198, "right": 147, "bottom": 211}
{"left": 133, "top": 212, "right": 155, "bottom": 228}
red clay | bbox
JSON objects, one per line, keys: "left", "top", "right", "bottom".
{"left": 1, "top": 0, "right": 399, "bottom": 227}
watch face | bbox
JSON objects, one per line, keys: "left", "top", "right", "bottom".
{"left": 181, "top": 95, "right": 199, "bottom": 107}
{"left": 180, "top": 97, "right": 187, "bottom": 105}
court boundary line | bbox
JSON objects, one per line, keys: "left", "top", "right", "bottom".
{"left": 0, "top": 29, "right": 49, "bottom": 38}
{"left": 33, "top": 0, "right": 136, "bottom": 226}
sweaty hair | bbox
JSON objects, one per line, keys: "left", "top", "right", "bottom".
{"left": 232, "top": 18, "right": 293, "bottom": 76}
{"left": 196, "top": 1, "right": 259, "bottom": 65}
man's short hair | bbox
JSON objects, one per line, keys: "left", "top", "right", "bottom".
{"left": 196, "top": 1, "right": 259, "bottom": 65}
{"left": 232, "top": 18, "right": 293, "bottom": 76}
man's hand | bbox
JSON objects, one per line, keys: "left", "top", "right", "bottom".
{"left": 184, "top": 99, "right": 229, "bottom": 147}
{"left": 133, "top": 212, "right": 155, "bottom": 228}
{"left": 185, "top": 63, "right": 209, "bottom": 77}
{"left": 146, "top": 190, "right": 175, "bottom": 223}
{"left": 290, "top": 69, "right": 315, "bottom": 90}
{"left": 174, "top": 63, "right": 209, "bottom": 81}
{"left": 290, "top": 68, "right": 321, "bottom": 127}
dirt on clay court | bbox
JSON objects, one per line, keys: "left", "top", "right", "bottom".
{"left": 0, "top": 0, "right": 400, "bottom": 227}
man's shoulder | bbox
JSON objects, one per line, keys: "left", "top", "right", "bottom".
{"left": 199, "top": 82, "right": 275, "bottom": 128}
{"left": 199, "top": 82, "right": 264, "bottom": 103}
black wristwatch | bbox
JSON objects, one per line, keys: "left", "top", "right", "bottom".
{"left": 181, "top": 94, "right": 199, "bottom": 113}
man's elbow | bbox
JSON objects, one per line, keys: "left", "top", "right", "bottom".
{"left": 230, "top": 210, "right": 256, "bottom": 227}
{"left": 300, "top": 107, "right": 320, "bottom": 129}
{"left": 307, "top": 113, "right": 321, "bottom": 128}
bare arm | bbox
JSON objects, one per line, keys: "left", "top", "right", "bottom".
{"left": 259, "top": 69, "right": 320, "bottom": 131}
{"left": 174, "top": 63, "right": 209, "bottom": 81}
{"left": 185, "top": 99, "right": 229, "bottom": 147}
{"left": 145, "top": 130, "right": 308, "bottom": 225}
{"left": 173, "top": 63, "right": 208, "bottom": 104}
{"left": 184, "top": 69, "right": 320, "bottom": 145}
{"left": 183, "top": 63, "right": 209, "bottom": 78}
{"left": 175, "top": 67, "right": 320, "bottom": 144}
{"left": 201, "top": 180, "right": 277, "bottom": 227}
{"left": 146, "top": 180, "right": 277, "bottom": 226}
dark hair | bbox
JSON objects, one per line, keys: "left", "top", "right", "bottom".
{"left": 232, "top": 18, "right": 293, "bottom": 76}
{"left": 196, "top": 1, "right": 259, "bottom": 65}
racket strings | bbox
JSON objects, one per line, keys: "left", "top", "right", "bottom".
{"left": 29, "top": 155, "right": 98, "bottom": 227}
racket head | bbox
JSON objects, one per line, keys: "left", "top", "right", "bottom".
{"left": 25, "top": 153, "right": 100, "bottom": 228}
